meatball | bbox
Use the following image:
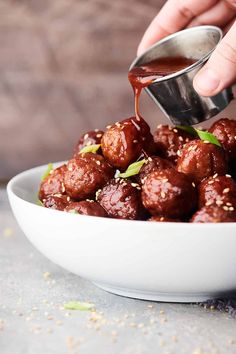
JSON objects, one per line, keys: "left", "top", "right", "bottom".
{"left": 141, "top": 169, "right": 197, "bottom": 218}
{"left": 43, "top": 194, "right": 71, "bottom": 211}
{"left": 97, "top": 178, "right": 147, "bottom": 220}
{"left": 136, "top": 156, "right": 173, "bottom": 184}
{"left": 209, "top": 118, "right": 236, "bottom": 161}
{"left": 74, "top": 129, "right": 104, "bottom": 156}
{"left": 191, "top": 205, "right": 236, "bottom": 223}
{"left": 65, "top": 200, "right": 107, "bottom": 217}
{"left": 38, "top": 164, "right": 67, "bottom": 201}
{"left": 177, "top": 140, "right": 228, "bottom": 184}
{"left": 198, "top": 175, "right": 236, "bottom": 208}
{"left": 148, "top": 216, "right": 181, "bottom": 222}
{"left": 101, "top": 117, "right": 155, "bottom": 170}
{"left": 64, "top": 153, "right": 114, "bottom": 200}
{"left": 153, "top": 125, "right": 193, "bottom": 163}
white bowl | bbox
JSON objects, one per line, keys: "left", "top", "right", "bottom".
{"left": 7, "top": 162, "right": 236, "bottom": 303}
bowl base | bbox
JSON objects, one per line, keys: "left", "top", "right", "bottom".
{"left": 93, "top": 282, "right": 215, "bottom": 303}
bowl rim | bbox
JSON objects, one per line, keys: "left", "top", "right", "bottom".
{"left": 7, "top": 161, "right": 236, "bottom": 228}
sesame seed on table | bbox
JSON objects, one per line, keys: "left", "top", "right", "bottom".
{"left": 1, "top": 187, "right": 236, "bottom": 354}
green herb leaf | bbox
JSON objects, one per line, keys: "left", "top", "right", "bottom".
{"left": 195, "top": 129, "right": 221, "bottom": 147}
{"left": 176, "top": 126, "right": 221, "bottom": 147}
{"left": 36, "top": 199, "right": 44, "bottom": 206}
{"left": 118, "top": 159, "right": 147, "bottom": 178}
{"left": 64, "top": 301, "right": 95, "bottom": 311}
{"left": 79, "top": 144, "right": 101, "bottom": 154}
{"left": 41, "top": 163, "right": 53, "bottom": 181}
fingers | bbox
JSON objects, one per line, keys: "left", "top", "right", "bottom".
{"left": 193, "top": 20, "right": 236, "bottom": 96}
{"left": 187, "top": 0, "right": 235, "bottom": 28}
{"left": 137, "top": 0, "right": 217, "bottom": 56}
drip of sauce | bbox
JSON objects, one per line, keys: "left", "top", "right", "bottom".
{"left": 128, "top": 56, "right": 197, "bottom": 120}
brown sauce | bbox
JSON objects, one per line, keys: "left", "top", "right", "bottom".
{"left": 128, "top": 56, "right": 197, "bottom": 120}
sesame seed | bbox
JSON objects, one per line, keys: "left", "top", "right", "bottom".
{"left": 160, "top": 217, "right": 164, "bottom": 221}
{"left": 208, "top": 180, "right": 214, "bottom": 185}
{"left": 226, "top": 202, "right": 232, "bottom": 206}
{"left": 173, "top": 128, "right": 178, "bottom": 133}
{"left": 226, "top": 174, "right": 232, "bottom": 178}
{"left": 223, "top": 206, "right": 229, "bottom": 211}
{"left": 223, "top": 188, "right": 230, "bottom": 194}
{"left": 203, "top": 140, "right": 210, "bottom": 144}
{"left": 157, "top": 124, "right": 162, "bottom": 129}
{"left": 96, "top": 133, "right": 102, "bottom": 138}
{"left": 95, "top": 189, "right": 101, "bottom": 200}
{"left": 162, "top": 178, "right": 168, "bottom": 183}
{"left": 68, "top": 166, "right": 73, "bottom": 171}
{"left": 192, "top": 182, "right": 196, "bottom": 187}
{"left": 142, "top": 137, "right": 146, "bottom": 141}
{"left": 61, "top": 183, "right": 66, "bottom": 193}
{"left": 115, "top": 122, "right": 121, "bottom": 127}
{"left": 148, "top": 157, "right": 153, "bottom": 162}
{"left": 96, "top": 160, "right": 101, "bottom": 165}
{"left": 131, "top": 183, "right": 140, "bottom": 187}
{"left": 216, "top": 200, "right": 223, "bottom": 206}
{"left": 213, "top": 173, "right": 218, "bottom": 179}
{"left": 229, "top": 206, "right": 235, "bottom": 211}
{"left": 106, "top": 125, "right": 112, "bottom": 129}
{"left": 179, "top": 136, "right": 183, "bottom": 141}
{"left": 161, "top": 191, "right": 166, "bottom": 198}
{"left": 205, "top": 201, "right": 212, "bottom": 206}
{"left": 84, "top": 133, "right": 89, "bottom": 139}
{"left": 177, "top": 150, "right": 182, "bottom": 156}
{"left": 133, "top": 140, "right": 138, "bottom": 143}
{"left": 94, "top": 128, "right": 99, "bottom": 132}
{"left": 54, "top": 193, "right": 63, "bottom": 197}
{"left": 234, "top": 136, "right": 236, "bottom": 140}
{"left": 185, "top": 138, "right": 190, "bottom": 142}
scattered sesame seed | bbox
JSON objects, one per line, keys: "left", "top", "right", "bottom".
{"left": 192, "top": 182, "right": 196, "bottom": 187}
{"left": 66, "top": 196, "right": 71, "bottom": 202}
{"left": 226, "top": 202, "right": 232, "bottom": 206}
{"left": 96, "top": 133, "right": 102, "bottom": 138}
{"left": 216, "top": 200, "right": 223, "bottom": 206}
{"left": 226, "top": 174, "right": 232, "bottom": 178}
{"left": 223, "top": 206, "right": 229, "bottom": 211}
{"left": 229, "top": 207, "right": 235, "bottom": 211}
{"left": 133, "top": 140, "right": 138, "bottom": 143}
{"left": 205, "top": 201, "right": 212, "bottom": 206}
{"left": 162, "top": 178, "right": 168, "bottom": 183}
{"left": 43, "top": 272, "right": 51, "bottom": 281}
{"left": 213, "top": 173, "right": 218, "bottom": 179}
{"left": 94, "top": 129, "right": 99, "bottom": 132}
{"left": 96, "top": 160, "right": 101, "bottom": 165}
{"left": 173, "top": 128, "right": 178, "bottom": 133}
{"left": 208, "top": 180, "right": 214, "bottom": 185}
{"left": 179, "top": 136, "right": 184, "bottom": 141}
{"left": 84, "top": 133, "right": 89, "bottom": 139}
{"left": 177, "top": 150, "right": 182, "bottom": 157}
{"left": 61, "top": 183, "right": 66, "bottom": 193}
{"left": 203, "top": 140, "right": 210, "bottom": 144}
{"left": 161, "top": 192, "right": 166, "bottom": 198}
{"left": 223, "top": 188, "right": 230, "bottom": 194}
{"left": 131, "top": 183, "right": 140, "bottom": 188}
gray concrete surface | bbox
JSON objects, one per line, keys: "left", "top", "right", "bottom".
{"left": 1, "top": 187, "right": 236, "bottom": 354}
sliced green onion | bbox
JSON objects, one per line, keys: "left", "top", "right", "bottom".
{"left": 79, "top": 144, "right": 101, "bottom": 154}
{"left": 36, "top": 199, "right": 44, "bottom": 206}
{"left": 176, "top": 126, "right": 221, "bottom": 147}
{"left": 41, "top": 163, "right": 53, "bottom": 181}
{"left": 64, "top": 301, "right": 95, "bottom": 311}
{"left": 117, "top": 159, "right": 147, "bottom": 178}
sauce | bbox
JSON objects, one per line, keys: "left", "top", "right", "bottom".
{"left": 128, "top": 56, "right": 197, "bottom": 120}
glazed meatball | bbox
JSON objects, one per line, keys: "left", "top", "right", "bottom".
{"left": 43, "top": 194, "right": 71, "bottom": 211}
{"left": 198, "top": 175, "right": 236, "bottom": 208}
{"left": 65, "top": 200, "right": 107, "bottom": 217}
{"left": 153, "top": 125, "right": 193, "bottom": 163}
{"left": 101, "top": 117, "right": 155, "bottom": 170}
{"left": 64, "top": 153, "right": 114, "bottom": 200}
{"left": 191, "top": 205, "right": 236, "bottom": 223}
{"left": 177, "top": 140, "right": 228, "bottom": 184}
{"left": 74, "top": 130, "right": 104, "bottom": 156}
{"left": 141, "top": 169, "right": 197, "bottom": 218}
{"left": 97, "top": 178, "right": 146, "bottom": 220}
{"left": 38, "top": 164, "right": 67, "bottom": 201}
{"left": 148, "top": 216, "right": 181, "bottom": 222}
{"left": 136, "top": 156, "right": 173, "bottom": 184}
{"left": 209, "top": 118, "right": 236, "bottom": 161}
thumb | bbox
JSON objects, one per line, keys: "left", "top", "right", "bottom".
{"left": 193, "top": 21, "right": 236, "bottom": 97}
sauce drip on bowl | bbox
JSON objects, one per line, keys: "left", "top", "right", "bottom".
{"left": 128, "top": 56, "right": 197, "bottom": 120}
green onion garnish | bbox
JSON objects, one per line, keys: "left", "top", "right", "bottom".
{"left": 64, "top": 301, "right": 95, "bottom": 311}
{"left": 176, "top": 126, "right": 221, "bottom": 147}
{"left": 79, "top": 144, "right": 101, "bottom": 154}
{"left": 117, "top": 159, "right": 147, "bottom": 178}
{"left": 41, "top": 163, "right": 53, "bottom": 181}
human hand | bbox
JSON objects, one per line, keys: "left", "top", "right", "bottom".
{"left": 137, "top": 0, "right": 236, "bottom": 96}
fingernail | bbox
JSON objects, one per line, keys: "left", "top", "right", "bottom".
{"left": 194, "top": 68, "right": 220, "bottom": 95}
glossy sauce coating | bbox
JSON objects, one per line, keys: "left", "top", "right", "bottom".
{"left": 65, "top": 200, "right": 107, "bottom": 217}
{"left": 128, "top": 57, "right": 196, "bottom": 119}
